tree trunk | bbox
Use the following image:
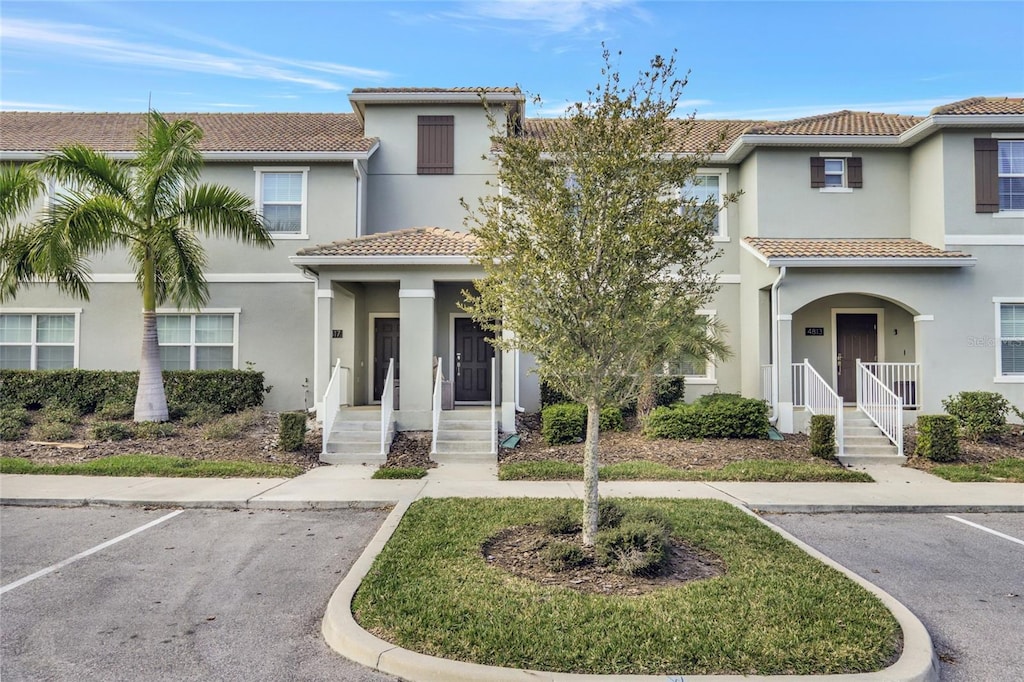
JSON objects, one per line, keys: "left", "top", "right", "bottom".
{"left": 134, "top": 257, "right": 169, "bottom": 422}
{"left": 581, "top": 398, "right": 601, "bottom": 546}
{"left": 636, "top": 371, "right": 656, "bottom": 425}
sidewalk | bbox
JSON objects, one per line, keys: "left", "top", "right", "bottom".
{"left": 2, "top": 461, "right": 1022, "bottom": 511}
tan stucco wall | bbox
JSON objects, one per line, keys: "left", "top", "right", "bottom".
{"left": 908, "top": 133, "right": 945, "bottom": 247}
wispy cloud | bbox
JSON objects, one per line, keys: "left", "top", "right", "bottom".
{"left": 0, "top": 18, "right": 390, "bottom": 93}
{"left": 529, "top": 96, "right": 712, "bottom": 118}
{"left": 198, "top": 102, "right": 260, "bottom": 109}
{"left": 0, "top": 100, "right": 80, "bottom": 111}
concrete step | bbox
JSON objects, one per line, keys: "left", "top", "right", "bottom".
{"left": 438, "top": 419, "right": 493, "bottom": 431}
{"left": 438, "top": 430, "right": 494, "bottom": 442}
{"left": 432, "top": 451, "right": 497, "bottom": 464}
{"left": 845, "top": 435, "right": 895, "bottom": 447}
{"left": 843, "top": 444, "right": 899, "bottom": 456}
{"left": 439, "top": 412, "right": 492, "bottom": 424}
{"left": 320, "top": 451, "right": 386, "bottom": 466}
{"left": 434, "top": 439, "right": 494, "bottom": 454}
{"left": 838, "top": 454, "right": 907, "bottom": 467}
{"left": 331, "top": 420, "right": 381, "bottom": 432}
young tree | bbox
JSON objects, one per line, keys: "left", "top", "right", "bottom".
{"left": 0, "top": 111, "right": 273, "bottom": 422}
{"left": 464, "top": 51, "right": 730, "bottom": 545}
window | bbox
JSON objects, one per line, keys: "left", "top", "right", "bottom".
{"left": 255, "top": 168, "right": 308, "bottom": 237}
{"left": 997, "top": 301, "right": 1024, "bottom": 379}
{"left": 417, "top": 115, "right": 454, "bottom": 174}
{"left": 660, "top": 311, "right": 717, "bottom": 384}
{"left": 0, "top": 311, "right": 79, "bottom": 369}
{"left": 810, "top": 156, "right": 863, "bottom": 190}
{"left": 681, "top": 171, "right": 728, "bottom": 240}
{"left": 157, "top": 312, "right": 238, "bottom": 371}
{"left": 998, "top": 141, "right": 1024, "bottom": 211}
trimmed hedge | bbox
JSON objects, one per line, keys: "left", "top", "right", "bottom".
{"left": 644, "top": 396, "right": 769, "bottom": 440}
{"left": 541, "top": 403, "right": 626, "bottom": 444}
{"left": 809, "top": 414, "right": 837, "bottom": 459}
{"left": 916, "top": 415, "right": 960, "bottom": 462}
{"left": 0, "top": 370, "right": 267, "bottom": 414}
{"left": 600, "top": 406, "right": 626, "bottom": 432}
{"left": 278, "top": 411, "right": 307, "bottom": 451}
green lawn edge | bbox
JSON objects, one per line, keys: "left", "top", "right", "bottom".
{"left": 0, "top": 455, "right": 302, "bottom": 478}
{"left": 352, "top": 497, "right": 901, "bottom": 676}
{"left": 928, "top": 458, "right": 1024, "bottom": 482}
{"left": 499, "top": 459, "right": 873, "bottom": 482}
{"left": 372, "top": 466, "right": 429, "bottom": 479}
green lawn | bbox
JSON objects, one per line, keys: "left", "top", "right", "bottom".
{"left": 371, "top": 466, "right": 429, "bottom": 479}
{"left": 353, "top": 498, "right": 901, "bottom": 675}
{"left": 0, "top": 455, "right": 302, "bottom": 478}
{"left": 929, "top": 458, "right": 1024, "bottom": 482}
{"left": 499, "top": 459, "right": 873, "bottom": 482}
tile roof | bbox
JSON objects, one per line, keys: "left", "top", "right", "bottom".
{"left": 744, "top": 238, "right": 971, "bottom": 260}
{"left": 930, "top": 97, "right": 1024, "bottom": 115}
{"left": 520, "top": 118, "right": 758, "bottom": 153}
{"left": 296, "top": 227, "right": 479, "bottom": 257}
{"left": 0, "top": 112, "right": 375, "bottom": 153}
{"left": 747, "top": 111, "right": 924, "bottom": 136}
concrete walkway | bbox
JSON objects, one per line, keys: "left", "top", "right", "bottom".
{"left": 3, "top": 463, "right": 1022, "bottom": 682}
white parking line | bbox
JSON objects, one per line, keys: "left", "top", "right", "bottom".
{"left": 946, "top": 515, "right": 1024, "bottom": 547}
{"left": 0, "top": 509, "right": 185, "bottom": 595}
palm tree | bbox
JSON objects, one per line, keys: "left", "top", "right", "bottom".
{"left": 0, "top": 111, "right": 273, "bottom": 422}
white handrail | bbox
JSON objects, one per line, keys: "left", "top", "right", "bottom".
{"left": 490, "top": 356, "right": 497, "bottom": 455}
{"left": 760, "top": 364, "right": 773, "bottom": 403}
{"left": 380, "top": 358, "right": 395, "bottom": 456}
{"left": 857, "top": 360, "right": 904, "bottom": 457}
{"left": 801, "top": 359, "right": 844, "bottom": 455}
{"left": 431, "top": 358, "right": 443, "bottom": 455}
{"left": 791, "top": 362, "right": 807, "bottom": 408}
{"left": 859, "top": 362, "right": 920, "bottom": 409}
{"left": 320, "top": 359, "right": 347, "bottom": 455}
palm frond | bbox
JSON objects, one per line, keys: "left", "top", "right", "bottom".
{"left": 0, "top": 164, "right": 45, "bottom": 229}
{"left": 150, "top": 222, "right": 209, "bottom": 309}
{"left": 32, "top": 145, "right": 133, "bottom": 203}
{"left": 135, "top": 112, "right": 204, "bottom": 221}
{"left": 0, "top": 223, "right": 92, "bottom": 302}
{"left": 177, "top": 185, "right": 274, "bottom": 248}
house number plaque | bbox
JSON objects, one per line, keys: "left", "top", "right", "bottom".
{"left": 805, "top": 327, "right": 824, "bottom": 336}
{"left": 332, "top": 330, "right": 343, "bottom": 338}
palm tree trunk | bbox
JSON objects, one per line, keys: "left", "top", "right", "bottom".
{"left": 134, "top": 258, "right": 169, "bottom": 422}
{"left": 636, "top": 371, "right": 656, "bottom": 425}
{"left": 581, "top": 398, "right": 601, "bottom": 546}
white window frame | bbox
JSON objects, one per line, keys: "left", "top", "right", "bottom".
{"left": 994, "top": 297, "right": 1024, "bottom": 383}
{"left": 661, "top": 309, "right": 717, "bottom": 385}
{"left": 0, "top": 308, "right": 82, "bottom": 369}
{"left": 818, "top": 151, "right": 854, "bottom": 193}
{"left": 681, "top": 169, "right": 729, "bottom": 242}
{"left": 995, "top": 138, "right": 1024, "bottom": 215}
{"left": 254, "top": 167, "right": 309, "bottom": 240}
{"left": 156, "top": 309, "right": 240, "bottom": 371}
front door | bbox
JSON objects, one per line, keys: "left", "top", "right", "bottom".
{"left": 454, "top": 317, "right": 494, "bottom": 401}
{"left": 373, "top": 318, "right": 399, "bottom": 401}
{"left": 836, "top": 313, "right": 877, "bottom": 402}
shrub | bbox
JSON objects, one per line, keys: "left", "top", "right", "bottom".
{"left": 809, "top": 414, "right": 837, "bottom": 459}
{"left": 0, "top": 416, "right": 25, "bottom": 441}
{"left": 598, "top": 498, "right": 626, "bottom": 529}
{"left": 43, "top": 404, "right": 81, "bottom": 425}
{"left": 916, "top": 415, "right": 960, "bottom": 462}
{"left": 622, "top": 506, "right": 672, "bottom": 534}
{"left": 540, "top": 381, "right": 572, "bottom": 408}
{"left": 540, "top": 507, "right": 581, "bottom": 535}
{"left": 645, "top": 397, "right": 769, "bottom": 440}
{"left": 201, "top": 408, "right": 262, "bottom": 440}
{"left": 543, "top": 541, "right": 587, "bottom": 572}
{"left": 942, "top": 391, "right": 1012, "bottom": 441}
{"left": 91, "top": 421, "right": 133, "bottom": 442}
{"left": 29, "top": 421, "right": 74, "bottom": 442}
{"left": 599, "top": 406, "right": 626, "bottom": 432}
{"left": 95, "top": 400, "right": 134, "bottom": 421}
{"left": 595, "top": 520, "right": 668, "bottom": 576}
{"left": 695, "top": 392, "right": 745, "bottom": 406}
{"left": 653, "top": 376, "right": 686, "bottom": 407}
{"left": 278, "top": 412, "right": 307, "bottom": 451}
{"left": 541, "top": 403, "right": 587, "bottom": 445}
{"left": 1, "top": 406, "right": 32, "bottom": 425}
{"left": 181, "top": 402, "right": 223, "bottom": 427}
{"left": 134, "top": 421, "right": 176, "bottom": 440}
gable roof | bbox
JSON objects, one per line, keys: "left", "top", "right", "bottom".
{"left": 0, "top": 112, "right": 375, "bottom": 154}
{"left": 747, "top": 110, "right": 924, "bottom": 136}
{"left": 521, "top": 118, "right": 758, "bottom": 153}
{"left": 743, "top": 238, "right": 975, "bottom": 267}
{"left": 930, "top": 97, "right": 1024, "bottom": 115}
{"left": 296, "top": 227, "right": 478, "bottom": 258}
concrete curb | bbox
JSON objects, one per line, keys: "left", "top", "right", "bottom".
{"left": 320, "top": 498, "right": 939, "bottom": 682}
{"left": 749, "top": 504, "right": 1024, "bottom": 514}
{"left": 0, "top": 497, "right": 400, "bottom": 511}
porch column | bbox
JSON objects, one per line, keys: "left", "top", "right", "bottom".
{"left": 501, "top": 329, "right": 517, "bottom": 433}
{"left": 313, "top": 283, "right": 333, "bottom": 417}
{"left": 776, "top": 314, "right": 795, "bottom": 433}
{"left": 914, "top": 315, "right": 937, "bottom": 413}
{"left": 398, "top": 285, "right": 435, "bottom": 429}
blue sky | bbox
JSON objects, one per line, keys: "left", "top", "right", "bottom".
{"left": 1, "top": 1, "right": 1022, "bottom": 120}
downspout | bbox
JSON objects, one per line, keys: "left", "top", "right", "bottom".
{"left": 300, "top": 266, "right": 320, "bottom": 414}
{"left": 769, "top": 266, "right": 787, "bottom": 426}
{"left": 353, "top": 160, "right": 364, "bottom": 238}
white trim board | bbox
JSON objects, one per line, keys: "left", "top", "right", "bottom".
{"left": 88, "top": 273, "right": 311, "bottom": 283}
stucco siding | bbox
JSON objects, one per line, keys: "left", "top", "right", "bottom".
{"left": 941, "top": 130, "right": 1024, "bottom": 237}
{"left": 909, "top": 133, "right": 945, "bottom": 247}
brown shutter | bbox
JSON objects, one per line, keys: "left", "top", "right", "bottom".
{"left": 810, "top": 157, "right": 825, "bottom": 188}
{"left": 974, "top": 138, "right": 999, "bottom": 213}
{"left": 847, "top": 157, "right": 863, "bottom": 188}
{"left": 417, "top": 115, "right": 454, "bottom": 175}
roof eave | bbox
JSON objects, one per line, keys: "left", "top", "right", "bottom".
{"left": 348, "top": 91, "right": 525, "bottom": 122}
{"left": 289, "top": 255, "right": 477, "bottom": 266}
{"left": 1, "top": 145, "right": 379, "bottom": 162}
{"left": 762, "top": 256, "right": 976, "bottom": 268}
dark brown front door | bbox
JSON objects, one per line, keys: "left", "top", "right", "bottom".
{"left": 454, "top": 317, "right": 494, "bottom": 401}
{"left": 836, "top": 313, "right": 877, "bottom": 402}
{"left": 373, "top": 318, "right": 399, "bottom": 401}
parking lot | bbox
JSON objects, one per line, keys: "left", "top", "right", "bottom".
{"left": 0, "top": 506, "right": 400, "bottom": 682}
{"left": 767, "top": 512, "right": 1024, "bottom": 682}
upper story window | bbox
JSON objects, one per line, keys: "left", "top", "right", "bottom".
{"left": 660, "top": 310, "right": 717, "bottom": 384}
{"left": 810, "top": 155, "right": 863, "bottom": 192}
{"left": 157, "top": 311, "right": 238, "bottom": 371}
{"left": 417, "top": 116, "right": 454, "bottom": 175}
{"left": 255, "top": 167, "right": 308, "bottom": 238}
{"left": 975, "top": 139, "right": 1024, "bottom": 213}
{"left": 997, "top": 300, "right": 1024, "bottom": 380}
{"left": 0, "top": 311, "right": 79, "bottom": 369}
{"left": 681, "top": 171, "right": 728, "bottom": 241}
{"left": 998, "top": 140, "right": 1024, "bottom": 211}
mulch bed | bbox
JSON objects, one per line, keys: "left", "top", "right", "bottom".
{"left": 482, "top": 524, "right": 726, "bottom": 595}
{"left": 383, "top": 431, "right": 437, "bottom": 469}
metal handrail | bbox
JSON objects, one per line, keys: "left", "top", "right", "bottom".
{"left": 760, "top": 364, "right": 773, "bottom": 403}
{"left": 857, "top": 360, "right": 904, "bottom": 457}
{"left": 380, "top": 358, "right": 395, "bottom": 456}
{"left": 802, "top": 359, "right": 844, "bottom": 455}
{"left": 859, "top": 362, "right": 920, "bottom": 409}
{"left": 431, "top": 358, "right": 443, "bottom": 455}
{"left": 320, "top": 359, "right": 346, "bottom": 455}
{"left": 490, "top": 356, "right": 497, "bottom": 455}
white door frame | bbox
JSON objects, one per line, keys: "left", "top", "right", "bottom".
{"left": 831, "top": 307, "right": 885, "bottom": 401}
